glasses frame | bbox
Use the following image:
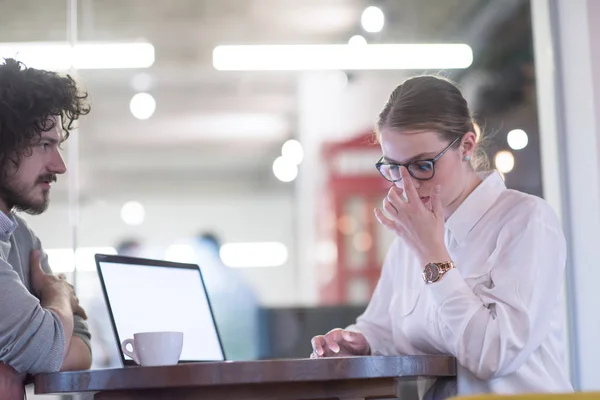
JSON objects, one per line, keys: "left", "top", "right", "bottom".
{"left": 375, "top": 136, "right": 461, "bottom": 182}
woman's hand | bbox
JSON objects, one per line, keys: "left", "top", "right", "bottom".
{"left": 375, "top": 166, "right": 450, "bottom": 265}
{"left": 310, "top": 329, "right": 370, "bottom": 358}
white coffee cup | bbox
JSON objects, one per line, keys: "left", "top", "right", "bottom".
{"left": 121, "top": 331, "right": 183, "bottom": 367}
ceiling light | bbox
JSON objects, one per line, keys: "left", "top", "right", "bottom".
{"left": 494, "top": 151, "right": 515, "bottom": 173}
{"left": 213, "top": 44, "right": 473, "bottom": 71}
{"left": 121, "top": 201, "right": 145, "bottom": 226}
{"left": 220, "top": 242, "right": 288, "bottom": 268}
{"left": 0, "top": 42, "right": 155, "bottom": 70}
{"left": 272, "top": 156, "right": 298, "bottom": 182}
{"left": 361, "top": 6, "right": 385, "bottom": 33}
{"left": 281, "top": 139, "right": 304, "bottom": 165}
{"left": 507, "top": 129, "right": 529, "bottom": 150}
{"left": 46, "top": 247, "right": 117, "bottom": 273}
{"left": 348, "top": 35, "right": 367, "bottom": 46}
{"left": 130, "top": 93, "right": 156, "bottom": 120}
{"left": 164, "top": 244, "right": 196, "bottom": 263}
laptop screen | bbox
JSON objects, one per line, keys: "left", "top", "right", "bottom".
{"left": 96, "top": 255, "right": 225, "bottom": 364}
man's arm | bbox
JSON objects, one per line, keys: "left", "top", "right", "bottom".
{"left": 29, "top": 250, "right": 75, "bottom": 350}
{"left": 60, "top": 315, "right": 92, "bottom": 371}
{"left": 0, "top": 256, "right": 65, "bottom": 374}
{"left": 60, "top": 336, "right": 92, "bottom": 371}
{"left": 37, "top": 240, "right": 92, "bottom": 370}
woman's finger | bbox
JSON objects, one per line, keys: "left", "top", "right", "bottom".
{"left": 375, "top": 208, "right": 399, "bottom": 234}
{"left": 387, "top": 186, "right": 405, "bottom": 209}
{"left": 399, "top": 167, "right": 420, "bottom": 204}
{"left": 324, "top": 335, "right": 340, "bottom": 354}
{"left": 382, "top": 198, "right": 398, "bottom": 219}
{"left": 311, "top": 335, "right": 326, "bottom": 357}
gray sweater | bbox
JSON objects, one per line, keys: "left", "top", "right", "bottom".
{"left": 0, "top": 214, "right": 91, "bottom": 374}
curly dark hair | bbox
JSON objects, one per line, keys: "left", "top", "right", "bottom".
{"left": 0, "top": 58, "right": 90, "bottom": 172}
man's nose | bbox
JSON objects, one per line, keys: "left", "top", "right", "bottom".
{"left": 49, "top": 151, "right": 67, "bottom": 174}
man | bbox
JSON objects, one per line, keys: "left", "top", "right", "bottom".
{"left": 0, "top": 57, "right": 92, "bottom": 390}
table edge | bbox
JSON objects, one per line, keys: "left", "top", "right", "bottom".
{"left": 35, "top": 355, "right": 457, "bottom": 394}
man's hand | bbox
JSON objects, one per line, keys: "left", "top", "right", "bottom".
{"left": 310, "top": 329, "right": 370, "bottom": 358}
{"left": 29, "top": 250, "right": 87, "bottom": 320}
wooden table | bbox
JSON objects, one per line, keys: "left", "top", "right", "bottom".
{"left": 34, "top": 355, "right": 456, "bottom": 400}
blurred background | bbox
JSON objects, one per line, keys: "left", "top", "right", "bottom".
{"left": 0, "top": 0, "right": 557, "bottom": 394}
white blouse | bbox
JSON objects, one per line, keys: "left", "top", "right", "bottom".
{"left": 348, "top": 171, "right": 573, "bottom": 394}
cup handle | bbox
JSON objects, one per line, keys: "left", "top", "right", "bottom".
{"left": 121, "top": 338, "right": 141, "bottom": 365}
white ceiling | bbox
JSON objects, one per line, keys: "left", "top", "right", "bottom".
{"left": 0, "top": 0, "right": 508, "bottom": 199}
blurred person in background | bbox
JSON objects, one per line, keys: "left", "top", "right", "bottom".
{"left": 88, "top": 238, "right": 144, "bottom": 369}
{"left": 311, "top": 75, "right": 572, "bottom": 395}
{"left": 0, "top": 58, "right": 92, "bottom": 390}
{"left": 194, "top": 232, "right": 261, "bottom": 360}
{"left": 115, "top": 238, "right": 144, "bottom": 258}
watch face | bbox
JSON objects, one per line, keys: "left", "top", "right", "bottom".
{"left": 424, "top": 264, "right": 440, "bottom": 282}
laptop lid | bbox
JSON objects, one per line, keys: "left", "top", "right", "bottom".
{"left": 95, "top": 254, "right": 226, "bottom": 366}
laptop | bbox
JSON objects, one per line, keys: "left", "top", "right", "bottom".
{"left": 95, "top": 254, "right": 226, "bottom": 366}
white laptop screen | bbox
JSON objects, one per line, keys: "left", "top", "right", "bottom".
{"left": 97, "top": 257, "right": 225, "bottom": 363}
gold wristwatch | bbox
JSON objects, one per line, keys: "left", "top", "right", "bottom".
{"left": 422, "top": 261, "right": 455, "bottom": 284}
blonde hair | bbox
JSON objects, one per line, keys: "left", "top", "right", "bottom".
{"left": 376, "top": 75, "right": 488, "bottom": 171}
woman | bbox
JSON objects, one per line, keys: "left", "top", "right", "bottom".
{"left": 310, "top": 76, "right": 573, "bottom": 394}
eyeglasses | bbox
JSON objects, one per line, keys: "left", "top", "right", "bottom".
{"left": 375, "top": 136, "right": 461, "bottom": 182}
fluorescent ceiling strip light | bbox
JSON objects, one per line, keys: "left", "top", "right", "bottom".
{"left": 213, "top": 43, "right": 473, "bottom": 71}
{"left": 220, "top": 242, "right": 288, "bottom": 268}
{"left": 0, "top": 42, "right": 155, "bottom": 70}
{"left": 46, "top": 247, "right": 117, "bottom": 273}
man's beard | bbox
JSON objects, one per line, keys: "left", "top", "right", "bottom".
{"left": 0, "top": 174, "right": 56, "bottom": 215}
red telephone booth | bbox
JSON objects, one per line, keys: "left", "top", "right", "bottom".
{"left": 317, "top": 131, "right": 393, "bottom": 305}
